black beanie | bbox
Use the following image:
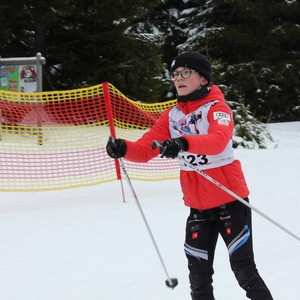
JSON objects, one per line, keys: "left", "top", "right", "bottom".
{"left": 171, "top": 51, "right": 212, "bottom": 82}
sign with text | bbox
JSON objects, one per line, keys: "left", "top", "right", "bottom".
{"left": 0, "top": 64, "right": 38, "bottom": 92}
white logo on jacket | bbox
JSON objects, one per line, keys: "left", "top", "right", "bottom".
{"left": 213, "top": 111, "right": 230, "bottom": 126}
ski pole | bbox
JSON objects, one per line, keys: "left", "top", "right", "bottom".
{"left": 153, "top": 140, "right": 300, "bottom": 243}
{"left": 110, "top": 137, "right": 178, "bottom": 289}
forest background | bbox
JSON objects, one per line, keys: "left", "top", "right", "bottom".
{"left": 1, "top": 0, "right": 299, "bottom": 147}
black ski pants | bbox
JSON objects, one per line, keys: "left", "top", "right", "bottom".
{"left": 185, "top": 199, "right": 273, "bottom": 300}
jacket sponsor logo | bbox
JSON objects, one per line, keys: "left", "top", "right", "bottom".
{"left": 213, "top": 112, "right": 230, "bottom": 120}
{"left": 213, "top": 111, "right": 230, "bottom": 126}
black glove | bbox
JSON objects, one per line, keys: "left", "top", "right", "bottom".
{"left": 106, "top": 136, "right": 127, "bottom": 158}
{"left": 159, "top": 137, "right": 188, "bottom": 159}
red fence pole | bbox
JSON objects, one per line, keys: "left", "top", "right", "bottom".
{"left": 103, "top": 82, "right": 126, "bottom": 202}
{"left": 103, "top": 82, "right": 122, "bottom": 181}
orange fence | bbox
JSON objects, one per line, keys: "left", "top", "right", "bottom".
{"left": 0, "top": 82, "right": 179, "bottom": 191}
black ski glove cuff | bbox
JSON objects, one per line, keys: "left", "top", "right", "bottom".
{"left": 160, "top": 137, "right": 188, "bottom": 159}
{"left": 106, "top": 137, "right": 127, "bottom": 158}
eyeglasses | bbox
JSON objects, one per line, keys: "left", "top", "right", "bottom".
{"left": 171, "top": 68, "right": 195, "bottom": 81}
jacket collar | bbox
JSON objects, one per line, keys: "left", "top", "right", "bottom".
{"left": 177, "top": 84, "right": 210, "bottom": 103}
{"left": 176, "top": 85, "right": 225, "bottom": 114}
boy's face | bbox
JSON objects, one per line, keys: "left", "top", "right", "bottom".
{"left": 172, "top": 67, "right": 208, "bottom": 96}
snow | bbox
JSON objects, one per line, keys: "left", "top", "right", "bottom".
{"left": 1, "top": 122, "right": 300, "bottom": 300}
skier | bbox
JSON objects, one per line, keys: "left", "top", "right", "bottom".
{"left": 106, "top": 51, "right": 273, "bottom": 300}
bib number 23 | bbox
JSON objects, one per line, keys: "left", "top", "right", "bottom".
{"left": 181, "top": 154, "right": 208, "bottom": 166}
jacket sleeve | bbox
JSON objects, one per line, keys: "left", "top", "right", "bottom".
{"left": 124, "top": 108, "right": 173, "bottom": 163}
{"left": 184, "top": 101, "right": 234, "bottom": 155}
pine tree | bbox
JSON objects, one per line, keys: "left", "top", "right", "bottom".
{"left": 227, "top": 90, "right": 273, "bottom": 149}
{"left": 143, "top": 0, "right": 187, "bottom": 100}
{"left": 0, "top": 0, "right": 166, "bottom": 102}
{"left": 175, "top": 0, "right": 300, "bottom": 122}
{"left": 165, "top": 0, "right": 272, "bottom": 146}
{"left": 1, "top": 0, "right": 299, "bottom": 119}
{"left": 0, "top": 0, "right": 36, "bottom": 57}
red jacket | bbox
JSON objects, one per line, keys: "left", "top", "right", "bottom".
{"left": 124, "top": 85, "right": 249, "bottom": 210}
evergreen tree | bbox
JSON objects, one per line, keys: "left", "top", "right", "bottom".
{"left": 227, "top": 89, "right": 273, "bottom": 149}
{"left": 175, "top": 0, "right": 300, "bottom": 122}
{"left": 45, "top": 0, "right": 166, "bottom": 102}
{"left": 0, "top": 0, "right": 165, "bottom": 102}
{"left": 0, "top": 0, "right": 35, "bottom": 57}
{"left": 163, "top": 0, "right": 272, "bottom": 146}
{"left": 144, "top": 0, "right": 187, "bottom": 100}
{"left": 1, "top": 0, "right": 299, "bottom": 120}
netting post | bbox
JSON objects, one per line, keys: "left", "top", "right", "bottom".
{"left": 36, "top": 100, "right": 43, "bottom": 146}
{"left": 103, "top": 82, "right": 126, "bottom": 202}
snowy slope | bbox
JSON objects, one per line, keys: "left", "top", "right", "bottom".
{"left": 0, "top": 122, "right": 299, "bottom": 300}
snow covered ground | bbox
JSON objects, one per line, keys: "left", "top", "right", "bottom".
{"left": 1, "top": 122, "right": 299, "bottom": 299}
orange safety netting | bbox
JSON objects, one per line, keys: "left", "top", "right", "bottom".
{"left": 0, "top": 82, "right": 179, "bottom": 191}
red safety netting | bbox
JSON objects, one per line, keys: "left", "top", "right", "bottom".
{"left": 0, "top": 82, "right": 179, "bottom": 191}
